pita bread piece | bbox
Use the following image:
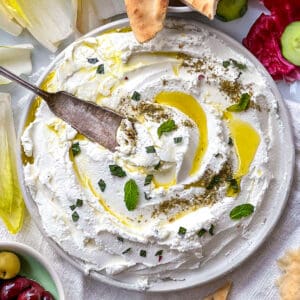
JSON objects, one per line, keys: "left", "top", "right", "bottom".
{"left": 181, "top": 0, "right": 219, "bottom": 19}
{"left": 203, "top": 281, "right": 232, "bottom": 300}
{"left": 277, "top": 248, "right": 300, "bottom": 300}
{"left": 125, "top": 0, "right": 169, "bottom": 43}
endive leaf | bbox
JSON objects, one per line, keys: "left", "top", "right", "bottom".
{"left": 0, "top": 1, "right": 22, "bottom": 36}
{"left": 2, "top": 0, "right": 77, "bottom": 52}
{"left": 76, "top": 0, "right": 125, "bottom": 34}
{"left": 0, "top": 93, "right": 25, "bottom": 234}
{"left": 0, "top": 44, "right": 33, "bottom": 85}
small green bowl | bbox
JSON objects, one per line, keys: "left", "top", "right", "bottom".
{"left": 0, "top": 242, "right": 65, "bottom": 300}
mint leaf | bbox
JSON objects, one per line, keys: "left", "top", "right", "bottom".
{"left": 146, "top": 146, "right": 156, "bottom": 153}
{"left": 144, "top": 174, "right": 153, "bottom": 186}
{"left": 72, "top": 142, "right": 81, "bottom": 156}
{"left": 230, "top": 203, "right": 254, "bottom": 220}
{"left": 174, "top": 137, "right": 183, "bottom": 144}
{"left": 76, "top": 199, "right": 83, "bottom": 207}
{"left": 197, "top": 228, "right": 207, "bottom": 237}
{"left": 157, "top": 119, "right": 177, "bottom": 138}
{"left": 72, "top": 211, "right": 79, "bottom": 222}
{"left": 109, "top": 165, "right": 126, "bottom": 177}
{"left": 98, "top": 179, "right": 106, "bottom": 192}
{"left": 223, "top": 60, "right": 230, "bottom": 68}
{"left": 227, "top": 93, "right": 250, "bottom": 112}
{"left": 96, "top": 64, "right": 104, "bottom": 74}
{"left": 178, "top": 226, "right": 187, "bottom": 236}
{"left": 131, "top": 91, "right": 141, "bottom": 101}
{"left": 124, "top": 179, "right": 139, "bottom": 211}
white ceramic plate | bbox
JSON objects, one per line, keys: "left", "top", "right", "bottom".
{"left": 17, "top": 18, "right": 295, "bottom": 292}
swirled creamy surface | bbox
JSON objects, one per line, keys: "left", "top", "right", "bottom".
{"left": 22, "top": 20, "right": 283, "bottom": 289}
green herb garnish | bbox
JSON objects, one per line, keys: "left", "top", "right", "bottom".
{"left": 197, "top": 228, "right": 207, "bottom": 237}
{"left": 144, "top": 174, "right": 153, "bottom": 186}
{"left": 98, "top": 179, "right": 106, "bottom": 192}
{"left": 122, "top": 248, "right": 131, "bottom": 254}
{"left": 140, "top": 250, "right": 147, "bottom": 257}
{"left": 228, "top": 137, "right": 233, "bottom": 146}
{"left": 231, "top": 59, "right": 247, "bottom": 70}
{"left": 96, "top": 64, "right": 104, "bottom": 74}
{"left": 155, "top": 250, "right": 163, "bottom": 256}
{"left": 70, "top": 205, "right": 76, "bottom": 211}
{"left": 87, "top": 58, "right": 99, "bottom": 64}
{"left": 154, "top": 161, "right": 161, "bottom": 170}
{"left": 227, "top": 93, "right": 250, "bottom": 112}
{"left": 117, "top": 236, "right": 124, "bottom": 242}
{"left": 178, "top": 226, "right": 187, "bottom": 236}
{"left": 131, "top": 91, "right": 141, "bottom": 101}
{"left": 157, "top": 119, "right": 177, "bottom": 138}
{"left": 124, "top": 179, "right": 139, "bottom": 211}
{"left": 227, "top": 178, "right": 240, "bottom": 194}
{"left": 109, "top": 165, "right": 126, "bottom": 177}
{"left": 223, "top": 60, "right": 230, "bottom": 68}
{"left": 209, "top": 224, "right": 215, "bottom": 235}
{"left": 146, "top": 146, "right": 156, "bottom": 153}
{"left": 174, "top": 137, "right": 183, "bottom": 144}
{"left": 144, "top": 192, "right": 152, "bottom": 200}
{"left": 71, "top": 142, "right": 81, "bottom": 156}
{"left": 72, "top": 211, "right": 79, "bottom": 222}
{"left": 207, "top": 175, "right": 221, "bottom": 190}
{"left": 230, "top": 203, "right": 254, "bottom": 220}
{"left": 76, "top": 199, "right": 83, "bottom": 207}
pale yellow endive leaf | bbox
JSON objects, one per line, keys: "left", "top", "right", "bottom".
{"left": 0, "top": 93, "right": 25, "bottom": 234}
{"left": 0, "top": 1, "right": 22, "bottom": 36}
{"left": 76, "top": 0, "right": 125, "bottom": 34}
{"left": 0, "top": 44, "right": 33, "bottom": 85}
{"left": 2, "top": 0, "right": 77, "bottom": 52}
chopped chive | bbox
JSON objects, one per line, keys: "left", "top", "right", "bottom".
{"left": 72, "top": 211, "right": 79, "bottom": 222}
{"left": 71, "top": 142, "right": 81, "bottom": 156}
{"left": 144, "top": 174, "right": 154, "bottom": 186}
{"left": 140, "top": 250, "right": 147, "bottom": 257}
{"left": 122, "top": 247, "right": 131, "bottom": 254}
{"left": 178, "top": 226, "right": 187, "bottom": 236}
{"left": 98, "top": 179, "right": 106, "bottom": 192}
{"left": 109, "top": 165, "right": 126, "bottom": 177}
{"left": 209, "top": 224, "right": 215, "bottom": 236}
{"left": 96, "top": 64, "right": 104, "bottom": 74}
{"left": 70, "top": 204, "right": 76, "bottom": 211}
{"left": 174, "top": 137, "right": 183, "bottom": 144}
{"left": 87, "top": 58, "right": 99, "bottom": 64}
{"left": 131, "top": 91, "right": 141, "bottom": 101}
{"left": 117, "top": 236, "right": 124, "bottom": 242}
{"left": 76, "top": 199, "right": 83, "bottom": 207}
{"left": 155, "top": 250, "right": 163, "bottom": 256}
{"left": 197, "top": 228, "right": 207, "bottom": 237}
{"left": 146, "top": 146, "right": 156, "bottom": 153}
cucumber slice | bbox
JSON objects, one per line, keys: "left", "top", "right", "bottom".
{"left": 281, "top": 21, "right": 300, "bottom": 66}
{"left": 216, "top": 0, "right": 248, "bottom": 22}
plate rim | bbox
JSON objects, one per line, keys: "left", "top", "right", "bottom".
{"left": 16, "top": 17, "right": 295, "bottom": 293}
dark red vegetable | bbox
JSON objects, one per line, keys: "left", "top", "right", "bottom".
{"left": 243, "top": 0, "right": 300, "bottom": 82}
{"left": 0, "top": 277, "right": 31, "bottom": 300}
{"left": 42, "top": 291, "right": 55, "bottom": 300}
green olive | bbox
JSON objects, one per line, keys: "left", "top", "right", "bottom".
{"left": 0, "top": 251, "right": 21, "bottom": 279}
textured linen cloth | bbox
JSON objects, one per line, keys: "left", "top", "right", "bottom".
{"left": 0, "top": 0, "right": 300, "bottom": 298}
{"left": 0, "top": 98, "right": 299, "bottom": 300}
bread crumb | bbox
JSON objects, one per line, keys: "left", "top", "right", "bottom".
{"left": 277, "top": 248, "right": 300, "bottom": 300}
{"left": 203, "top": 281, "right": 232, "bottom": 300}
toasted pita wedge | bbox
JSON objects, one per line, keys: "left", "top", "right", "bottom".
{"left": 125, "top": 0, "right": 169, "bottom": 43}
{"left": 203, "top": 281, "right": 232, "bottom": 300}
{"left": 181, "top": 0, "right": 219, "bottom": 19}
{"left": 277, "top": 249, "right": 300, "bottom": 300}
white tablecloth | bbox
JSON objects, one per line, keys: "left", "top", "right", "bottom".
{"left": 0, "top": 1, "right": 300, "bottom": 299}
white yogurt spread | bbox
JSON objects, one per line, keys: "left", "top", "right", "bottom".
{"left": 22, "top": 20, "right": 283, "bottom": 289}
